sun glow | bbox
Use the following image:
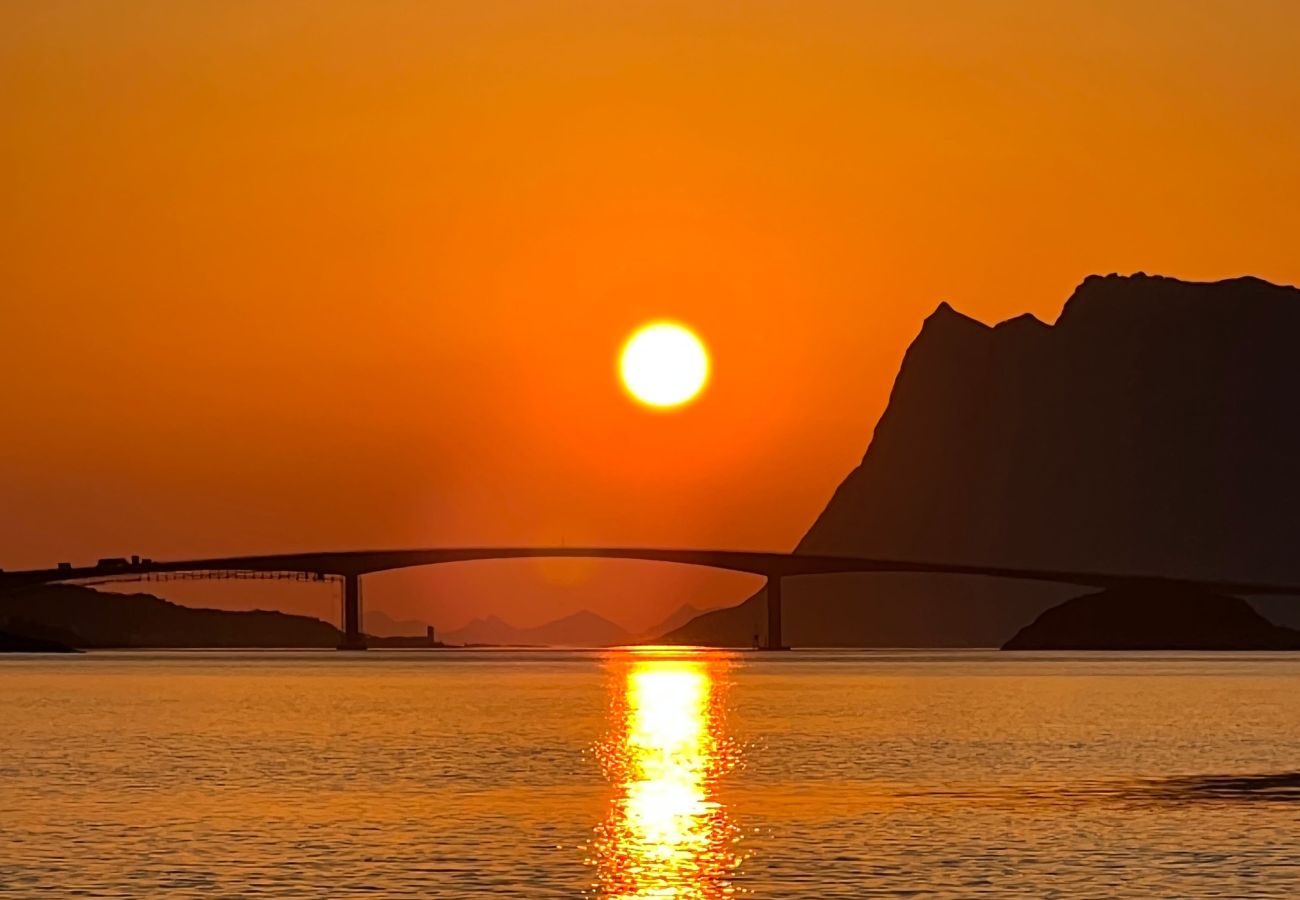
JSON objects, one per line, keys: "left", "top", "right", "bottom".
{"left": 619, "top": 323, "right": 710, "bottom": 409}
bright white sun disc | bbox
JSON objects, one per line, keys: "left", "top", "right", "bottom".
{"left": 619, "top": 322, "right": 710, "bottom": 408}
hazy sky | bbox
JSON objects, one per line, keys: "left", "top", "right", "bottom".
{"left": 4, "top": 1, "right": 1299, "bottom": 631}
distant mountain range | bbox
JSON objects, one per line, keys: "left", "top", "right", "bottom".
{"left": 663, "top": 274, "right": 1300, "bottom": 647}
{"left": 442, "top": 603, "right": 707, "bottom": 647}
{"left": 364, "top": 609, "right": 430, "bottom": 637}
{"left": 443, "top": 610, "right": 628, "bottom": 646}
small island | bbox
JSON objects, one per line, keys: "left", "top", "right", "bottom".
{"left": 1002, "top": 585, "right": 1300, "bottom": 651}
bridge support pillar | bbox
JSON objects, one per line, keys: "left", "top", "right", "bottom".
{"left": 763, "top": 575, "right": 788, "bottom": 651}
{"left": 338, "top": 573, "right": 366, "bottom": 650}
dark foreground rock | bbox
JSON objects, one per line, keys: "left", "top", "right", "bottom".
{"left": 1003, "top": 586, "right": 1300, "bottom": 650}
{"left": 0, "top": 630, "right": 78, "bottom": 653}
{"left": 0, "top": 584, "right": 343, "bottom": 648}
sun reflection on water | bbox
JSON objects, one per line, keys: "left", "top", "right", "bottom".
{"left": 591, "top": 650, "right": 743, "bottom": 899}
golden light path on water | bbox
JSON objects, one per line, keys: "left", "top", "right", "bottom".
{"left": 591, "top": 651, "right": 743, "bottom": 899}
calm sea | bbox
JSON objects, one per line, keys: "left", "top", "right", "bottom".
{"left": 2, "top": 649, "right": 1299, "bottom": 898}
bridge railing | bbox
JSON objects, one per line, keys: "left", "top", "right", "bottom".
{"left": 70, "top": 570, "right": 341, "bottom": 587}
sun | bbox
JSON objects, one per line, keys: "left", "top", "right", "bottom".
{"left": 619, "top": 322, "right": 710, "bottom": 409}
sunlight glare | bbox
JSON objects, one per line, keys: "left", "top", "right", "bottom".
{"left": 593, "top": 653, "right": 741, "bottom": 899}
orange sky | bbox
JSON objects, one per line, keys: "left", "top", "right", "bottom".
{"left": 3, "top": 1, "right": 1299, "bottom": 632}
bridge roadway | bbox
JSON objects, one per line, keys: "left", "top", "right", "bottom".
{"left": 5, "top": 547, "right": 1300, "bottom": 650}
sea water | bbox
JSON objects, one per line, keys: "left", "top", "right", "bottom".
{"left": 2, "top": 649, "right": 1299, "bottom": 898}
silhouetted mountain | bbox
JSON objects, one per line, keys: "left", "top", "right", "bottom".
{"left": 364, "top": 609, "right": 429, "bottom": 637}
{"left": 0, "top": 584, "right": 342, "bottom": 648}
{"left": 444, "top": 610, "right": 630, "bottom": 646}
{"left": 663, "top": 274, "right": 1300, "bottom": 647}
{"left": 1003, "top": 586, "right": 1300, "bottom": 650}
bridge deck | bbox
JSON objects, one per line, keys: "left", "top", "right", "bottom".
{"left": 5, "top": 546, "right": 1300, "bottom": 596}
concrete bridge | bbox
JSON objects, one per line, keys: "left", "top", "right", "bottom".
{"left": 6, "top": 547, "right": 1300, "bottom": 650}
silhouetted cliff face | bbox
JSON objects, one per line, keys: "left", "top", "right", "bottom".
{"left": 1003, "top": 587, "right": 1300, "bottom": 650}
{"left": 665, "top": 274, "right": 1300, "bottom": 647}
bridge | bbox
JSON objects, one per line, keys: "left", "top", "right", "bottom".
{"left": 6, "top": 547, "right": 1300, "bottom": 650}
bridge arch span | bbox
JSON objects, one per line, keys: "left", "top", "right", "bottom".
{"left": 7, "top": 547, "right": 1300, "bottom": 651}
